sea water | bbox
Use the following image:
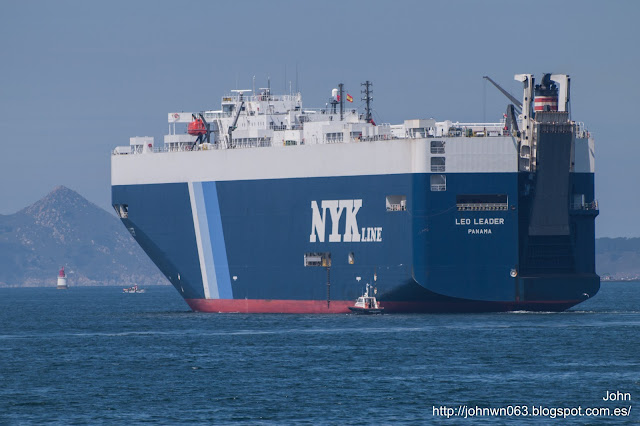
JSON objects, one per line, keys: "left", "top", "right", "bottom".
{"left": 0, "top": 282, "right": 638, "bottom": 424}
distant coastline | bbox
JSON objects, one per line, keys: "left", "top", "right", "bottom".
{"left": 0, "top": 282, "right": 171, "bottom": 288}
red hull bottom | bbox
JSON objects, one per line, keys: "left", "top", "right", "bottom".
{"left": 185, "top": 298, "right": 582, "bottom": 314}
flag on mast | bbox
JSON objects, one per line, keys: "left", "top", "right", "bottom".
{"left": 346, "top": 94, "right": 353, "bottom": 103}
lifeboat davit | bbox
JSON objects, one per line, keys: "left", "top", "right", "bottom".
{"left": 188, "top": 118, "right": 207, "bottom": 136}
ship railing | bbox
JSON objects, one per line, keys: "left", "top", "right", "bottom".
{"left": 570, "top": 200, "right": 598, "bottom": 210}
{"left": 574, "top": 122, "right": 591, "bottom": 139}
{"left": 292, "top": 112, "right": 374, "bottom": 124}
{"left": 204, "top": 111, "right": 230, "bottom": 120}
{"left": 353, "top": 134, "right": 396, "bottom": 143}
{"left": 405, "top": 134, "right": 437, "bottom": 139}
{"left": 251, "top": 94, "right": 300, "bottom": 103}
{"left": 320, "top": 133, "right": 399, "bottom": 144}
{"left": 324, "top": 137, "right": 344, "bottom": 144}
{"left": 115, "top": 132, "right": 410, "bottom": 156}
{"left": 112, "top": 145, "right": 150, "bottom": 155}
{"left": 456, "top": 203, "right": 509, "bottom": 211}
{"left": 118, "top": 139, "right": 274, "bottom": 154}
{"left": 221, "top": 93, "right": 301, "bottom": 103}
{"left": 162, "top": 143, "right": 197, "bottom": 153}
{"left": 403, "top": 127, "right": 509, "bottom": 140}
{"left": 452, "top": 122, "right": 504, "bottom": 128}
{"left": 447, "top": 122, "right": 507, "bottom": 138}
{"left": 300, "top": 107, "right": 331, "bottom": 114}
{"left": 112, "top": 146, "right": 131, "bottom": 155}
{"left": 232, "top": 138, "right": 272, "bottom": 149}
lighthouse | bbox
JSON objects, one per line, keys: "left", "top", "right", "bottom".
{"left": 57, "top": 266, "right": 68, "bottom": 290}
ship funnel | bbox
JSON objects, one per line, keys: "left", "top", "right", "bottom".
{"left": 534, "top": 74, "right": 559, "bottom": 113}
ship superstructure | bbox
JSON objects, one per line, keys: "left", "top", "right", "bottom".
{"left": 112, "top": 74, "right": 599, "bottom": 313}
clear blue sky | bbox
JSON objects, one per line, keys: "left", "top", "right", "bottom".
{"left": 1, "top": 0, "right": 638, "bottom": 237}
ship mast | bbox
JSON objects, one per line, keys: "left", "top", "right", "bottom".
{"left": 361, "top": 80, "right": 373, "bottom": 123}
{"left": 338, "top": 83, "right": 344, "bottom": 121}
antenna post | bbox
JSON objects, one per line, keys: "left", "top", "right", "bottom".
{"left": 361, "top": 81, "right": 373, "bottom": 123}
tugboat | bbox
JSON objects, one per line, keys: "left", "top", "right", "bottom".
{"left": 348, "top": 283, "right": 384, "bottom": 314}
{"left": 123, "top": 284, "right": 145, "bottom": 293}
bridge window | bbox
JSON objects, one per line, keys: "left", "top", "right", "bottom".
{"left": 430, "top": 175, "right": 446, "bottom": 191}
{"left": 325, "top": 132, "right": 343, "bottom": 143}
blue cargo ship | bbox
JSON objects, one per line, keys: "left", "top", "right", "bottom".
{"left": 111, "top": 74, "right": 599, "bottom": 313}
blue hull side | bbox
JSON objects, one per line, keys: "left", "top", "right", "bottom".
{"left": 112, "top": 172, "right": 599, "bottom": 312}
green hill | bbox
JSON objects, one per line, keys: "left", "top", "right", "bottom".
{"left": 0, "top": 186, "right": 166, "bottom": 287}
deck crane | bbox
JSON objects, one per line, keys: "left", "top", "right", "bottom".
{"left": 228, "top": 90, "right": 250, "bottom": 148}
{"left": 483, "top": 76, "right": 522, "bottom": 112}
{"left": 483, "top": 76, "right": 523, "bottom": 135}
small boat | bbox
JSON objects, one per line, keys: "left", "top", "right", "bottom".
{"left": 123, "top": 284, "right": 145, "bottom": 293}
{"left": 348, "top": 283, "right": 384, "bottom": 314}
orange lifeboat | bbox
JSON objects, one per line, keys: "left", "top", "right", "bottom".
{"left": 187, "top": 118, "right": 207, "bottom": 136}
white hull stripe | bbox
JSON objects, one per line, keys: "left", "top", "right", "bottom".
{"left": 189, "top": 181, "right": 216, "bottom": 299}
{"left": 188, "top": 181, "right": 233, "bottom": 299}
{"left": 202, "top": 182, "right": 233, "bottom": 299}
